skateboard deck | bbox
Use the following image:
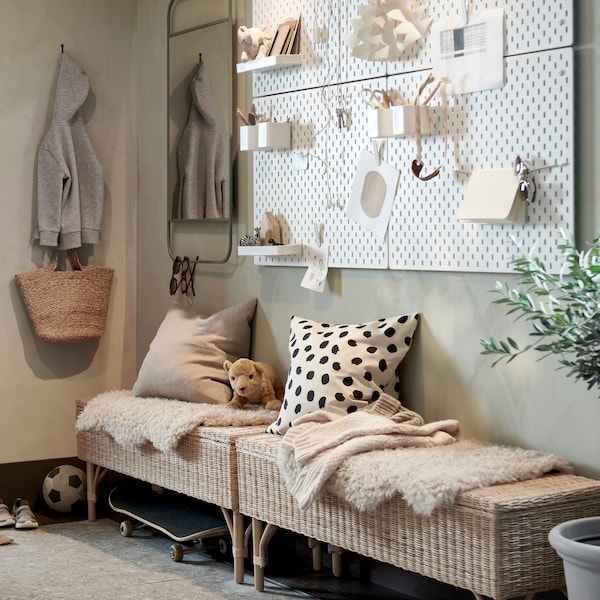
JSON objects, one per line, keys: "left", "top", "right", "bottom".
{"left": 108, "top": 481, "right": 229, "bottom": 544}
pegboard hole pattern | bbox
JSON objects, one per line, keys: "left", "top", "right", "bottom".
{"left": 245, "top": 0, "right": 573, "bottom": 273}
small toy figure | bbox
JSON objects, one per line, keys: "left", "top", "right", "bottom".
{"left": 239, "top": 227, "right": 261, "bottom": 246}
{"left": 237, "top": 25, "right": 274, "bottom": 62}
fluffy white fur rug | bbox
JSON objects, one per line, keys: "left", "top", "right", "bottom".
{"left": 76, "top": 389, "right": 277, "bottom": 452}
{"left": 325, "top": 439, "right": 573, "bottom": 515}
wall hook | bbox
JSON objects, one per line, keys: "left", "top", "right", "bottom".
{"left": 61, "top": 43, "right": 64, "bottom": 54}
{"left": 198, "top": 52, "right": 202, "bottom": 63}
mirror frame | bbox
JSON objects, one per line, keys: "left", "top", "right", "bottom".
{"left": 167, "top": 0, "right": 233, "bottom": 264}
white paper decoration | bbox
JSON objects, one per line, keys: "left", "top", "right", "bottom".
{"left": 347, "top": 0, "right": 432, "bottom": 61}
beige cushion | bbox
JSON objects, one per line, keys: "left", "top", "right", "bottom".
{"left": 132, "top": 299, "right": 257, "bottom": 404}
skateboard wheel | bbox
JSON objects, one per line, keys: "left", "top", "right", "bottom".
{"left": 120, "top": 520, "right": 133, "bottom": 537}
{"left": 218, "top": 538, "right": 228, "bottom": 555}
{"left": 171, "top": 544, "right": 184, "bottom": 562}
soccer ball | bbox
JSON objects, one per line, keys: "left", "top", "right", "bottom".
{"left": 42, "top": 465, "right": 87, "bottom": 513}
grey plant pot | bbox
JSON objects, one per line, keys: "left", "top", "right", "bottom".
{"left": 549, "top": 517, "right": 600, "bottom": 600}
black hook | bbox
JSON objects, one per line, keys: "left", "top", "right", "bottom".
{"left": 61, "top": 43, "right": 64, "bottom": 53}
{"left": 198, "top": 53, "right": 202, "bottom": 63}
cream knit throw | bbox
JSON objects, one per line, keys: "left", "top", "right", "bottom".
{"left": 278, "top": 395, "right": 460, "bottom": 510}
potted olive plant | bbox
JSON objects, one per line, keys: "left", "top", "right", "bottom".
{"left": 480, "top": 229, "right": 600, "bottom": 600}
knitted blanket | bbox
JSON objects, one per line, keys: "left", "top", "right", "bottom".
{"left": 278, "top": 395, "right": 461, "bottom": 511}
{"left": 76, "top": 390, "right": 277, "bottom": 452}
{"left": 278, "top": 397, "right": 572, "bottom": 515}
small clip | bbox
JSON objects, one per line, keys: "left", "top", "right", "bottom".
{"left": 372, "top": 139, "right": 386, "bottom": 166}
{"left": 314, "top": 223, "right": 324, "bottom": 247}
{"left": 459, "top": 0, "right": 469, "bottom": 26}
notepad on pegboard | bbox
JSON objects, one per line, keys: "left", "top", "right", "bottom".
{"left": 459, "top": 169, "right": 525, "bottom": 224}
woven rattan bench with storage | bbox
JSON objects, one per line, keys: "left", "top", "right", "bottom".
{"left": 236, "top": 432, "right": 600, "bottom": 600}
{"left": 75, "top": 303, "right": 600, "bottom": 599}
{"left": 76, "top": 395, "right": 271, "bottom": 583}
{"left": 77, "top": 391, "right": 600, "bottom": 599}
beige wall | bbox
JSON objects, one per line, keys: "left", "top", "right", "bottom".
{"left": 0, "top": 0, "right": 138, "bottom": 464}
{"left": 1, "top": 1, "right": 599, "bottom": 483}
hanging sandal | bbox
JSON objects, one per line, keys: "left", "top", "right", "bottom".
{"left": 0, "top": 500, "right": 16, "bottom": 527}
{"left": 13, "top": 498, "right": 38, "bottom": 529}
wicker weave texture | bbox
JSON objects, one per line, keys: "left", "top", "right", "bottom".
{"left": 76, "top": 398, "right": 265, "bottom": 509}
{"left": 16, "top": 251, "right": 113, "bottom": 343}
{"left": 236, "top": 433, "right": 600, "bottom": 600}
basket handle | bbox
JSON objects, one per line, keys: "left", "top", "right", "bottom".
{"left": 50, "top": 249, "right": 83, "bottom": 271}
{"left": 67, "top": 249, "right": 83, "bottom": 271}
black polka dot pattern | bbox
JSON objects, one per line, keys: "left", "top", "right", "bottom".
{"left": 267, "top": 313, "right": 420, "bottom": 434}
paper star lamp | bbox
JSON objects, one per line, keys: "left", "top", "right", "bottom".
{"left": 347, "top": 0, "right": 432, "bottom": 60}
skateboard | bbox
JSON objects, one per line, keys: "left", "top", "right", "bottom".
{"left": 108, "top": 481, "right": 230, "bottom": 562}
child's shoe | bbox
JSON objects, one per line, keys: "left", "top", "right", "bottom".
{"left": 13, "top": 498, "right": 38, "bottom": 529}
{"left": 0, "top": 500, "right": 16, "bottom": 527}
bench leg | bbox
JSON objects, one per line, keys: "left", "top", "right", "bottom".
{"left": 308, "top": 538, "right": 323, "bottom": 571}
{"left": 233, "top": 510, "right": 246, "bottom": 584}
{"left": 252, "top": 518, "right": 278, "bottom": 591}
{"left": 85, "top": 462, "right": 107, "bottom": 521}
{"left": 328, "top": 544, "right": 343, "bottom": 577}
{"left": 221, "top": 508, "right": 246, "bottom": 584}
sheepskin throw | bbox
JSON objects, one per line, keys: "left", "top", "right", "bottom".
{"left": 278, "top": 394, "right": 461, "bottom": 510}
{"left": 278, "top": 395, "right": 573, "bottom": 515}
{"left": 76, "top": 390, "right": 278, "bottom": 452}
{"left": 325, "top": 439, "right": 573, "bottom": 515}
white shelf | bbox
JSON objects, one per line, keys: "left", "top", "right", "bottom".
{"left": 237, "top": 244, "right": 302, "bottom": 256}
{"left": 236, "top": 54, "right": 301, "bottom": 74}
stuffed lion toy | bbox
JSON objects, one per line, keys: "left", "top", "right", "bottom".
{"left": 223, "top": 358, "right": 283, "bottom": 411}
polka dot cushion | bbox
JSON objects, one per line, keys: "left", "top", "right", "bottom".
{"left": 267, "top": 312, "right": 419, "bottom": 434}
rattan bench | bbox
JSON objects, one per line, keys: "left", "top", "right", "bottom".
{"left": 236, "top": 432, "right": 600, "bottom": 599}
{"left": 76, "top": 397, "right": 264, "bottom": 583}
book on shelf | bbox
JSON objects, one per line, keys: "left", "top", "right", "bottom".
{"left": 267, "top": 14, "right": 301, "bottom": 57}
{"left": 268, "top": 23, "right": 290, "bottom": 57}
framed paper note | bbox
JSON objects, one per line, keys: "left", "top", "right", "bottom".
{"left": 346, "top": 149, "right": 399, "bottom": 241}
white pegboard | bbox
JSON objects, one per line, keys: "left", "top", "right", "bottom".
{"left": 388, "top": 48, "right": 574, "bottom": 272}
{"left": 244, "top": 0, "right": 574, "bottom": 273}
{"left": 247, "top": 0, "right": 573, "bottom": 96}
{"left": 251, "top": 79, "right": 389, "bottom": 269}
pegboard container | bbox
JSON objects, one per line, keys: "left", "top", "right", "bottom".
{"left": 367, "top": 105, "right": 433, "bottom": 138}
{"left": 240, "top": 122, "right": 292, "bottom": 151}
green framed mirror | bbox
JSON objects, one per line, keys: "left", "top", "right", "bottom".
{"left": 167, "top": 0, "right": 233, "bottom": 263}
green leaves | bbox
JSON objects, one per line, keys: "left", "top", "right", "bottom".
{"left": 481, "top": 231, "right": 600, "bottom": 394}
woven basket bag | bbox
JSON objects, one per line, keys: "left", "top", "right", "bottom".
{"left": 15, "top": 249, "right": 114, "bottom": 343}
